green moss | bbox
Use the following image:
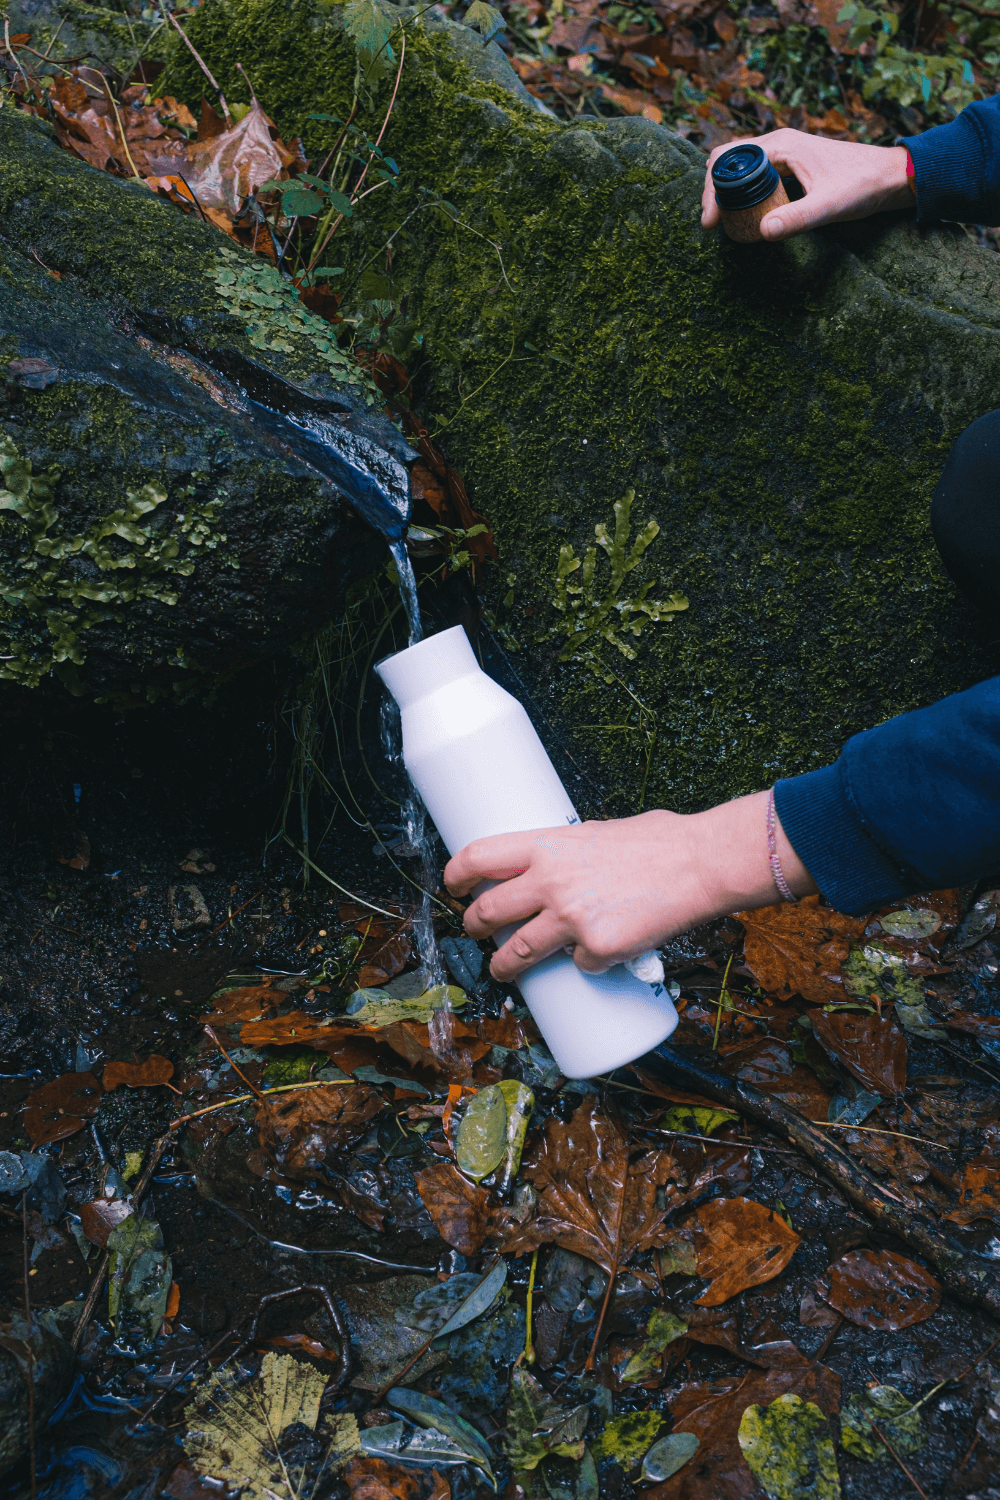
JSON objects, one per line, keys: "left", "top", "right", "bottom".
{"left": 155, "top": 0, "right": 1000, "bottom": 810}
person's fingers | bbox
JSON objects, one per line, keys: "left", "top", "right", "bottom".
{"left": 464, "top": 874, "right": 543, "bottom": 938}
{"left": 489, "top": 911, "right": 572, "bottom": 981}
{"left": 444, "top": 832, "right": 537, "bottom": 895}
{"left": 759, "top": 187, "right": 847, "bottom": 241}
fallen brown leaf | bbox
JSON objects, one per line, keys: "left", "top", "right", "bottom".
{"left": 497, "top": 1095, "right": 680, "bottom": 1278}
{"left": 738, "top": 895, "right": 864, "bottom": 1005}
{"left": 648, "top": 1362, "right": 840, "bottom": 1500}
{"left": 103, "top": 1054, "right": 175, "bottom": 1090}
{"left": 942, "top": 1157, "right": 1000, "bottom": 1226}
{"left": 413, "top": 1160, "right": 495, "bottom": 1254}
{"left": 721, "top": 1038, "right": 831, "bottom": 1118}
{"left": 24, "top": 1071, "right": 102, "bottom": 1145}
{"left": 819, "top": 1247, "right": 941, "bottom": 1330}
{"left": 254, "top": 1082, "right": 386, "bottom": 1181}
{"left": 80, "top": 1197, "right": 133, "bottom": 1248}
{"left": 344, "top": 1456, "right": 423, "bottom": 1500}
{"left": 811, "top": 1009, "right": 906, "bottom": 1097}
{"left": 664, "top": 1197, "right": 801, "bottom": 1306}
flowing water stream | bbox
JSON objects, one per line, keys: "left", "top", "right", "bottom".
{"left": 382, "top": 541, "right": 445, "bottom": 987}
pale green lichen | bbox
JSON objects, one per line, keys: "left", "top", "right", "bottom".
{"left": 553, "top": 490, "right": 688, "bottom": 664}
{"left": 212, "top": 251, "right": 378, "bottom": 398}
{"left": 0, "top": 430, "right": 234, "bottom": 685}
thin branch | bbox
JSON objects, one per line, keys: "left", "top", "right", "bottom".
{"left": 165, "top": 9, "right": 231, "bottom": 124}
{"left": 100, "top": 75, "right": 143, "bottom": 182}
{"left": 203, "top": 1024, "right": 265, "bottom": 1102}
{"left": 871, "top": 1423, "right": 930, "bottom": 1500}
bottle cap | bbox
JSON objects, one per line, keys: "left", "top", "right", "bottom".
{"left": 712, "top": 143, "right": 780, "bottom": 211}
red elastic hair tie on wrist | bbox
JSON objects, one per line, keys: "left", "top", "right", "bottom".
{"left": 905, "top": 148, "right": 917, "bottom": 195}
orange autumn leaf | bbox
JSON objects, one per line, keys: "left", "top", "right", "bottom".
{"left": 80, "top": 1197, "right": 133, "bottom": 1248}
{"left": 942, "top": 1157, "right": 1000, "bottom": 1226}
{"left": 722, "top": 1038, "right": 832, "bottom": 1118}
{"left": 811, "top": 1009, "right": 907, "bottom": 1097}
{"left": 165, "top": 1281, "right": 181, "bottom": 1319}
{"left": 201, "top": 983, "right": 280, "bottom": 1024}
{"left": 667, "top": 1196, "right": 801, "bottom": 1306}
{"left": 414, "top": 1160, "right": 496, "bottom": 1254}
{"left": 344, "top": 1457, "right": 423, "bottom": 1500}
{"left": 262, "top": 1332, "right": 343, "bottom": 1362}
{"left": 103, "top": 1054, "right": 175, "bottom": 1090}
{"left": 738, "top": 895, "right": 865, "bottom": 1005}
{"left": 254, "top": 1082, "right": 386, "bottom": 1180}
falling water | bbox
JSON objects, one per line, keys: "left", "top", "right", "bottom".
{"left": 390, "top": 538, "right": 423, "bottom": 647}
{"left": 379, "top": 559, "right": 443, "bottom": 985}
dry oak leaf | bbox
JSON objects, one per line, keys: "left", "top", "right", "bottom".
{"left": 255, "top": 1083, "right": 386, "bottom": 1182}
{"left": 664, "top": 1197, "right": 801, "bottom": 1307}
{"left": 820, "top": 1248, "right": 940, "bottom": 1330}
{"left": 24, "top": 1070, "right": 102, "bottom": 1146}
{"left": 811, "top": 1009, "right": 907, "bottom": 1097}
{"left": 942, "top": 1156, "right": 1000, "bottom": 1226}
{"left": 103, "top": 1054, "right": 175, "bottom": 1090}
{"left": 649, "top": 1363, "right": 840, "bottom": 1500}
{"left": 497, "top": 1095, "right": 680, "bottom": 1279}
{"left": 413, "top": 1160, "right": 496, "bottom": 1255}
{"left": 161, "top": 100, "right": 296, "bottom": 217}
{"left": 738, "top": 895, "right": 865, "bottom": 1005}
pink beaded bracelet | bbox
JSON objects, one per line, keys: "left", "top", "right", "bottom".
{"left": 767, "top": 787, "right": 796, "bottom": 903}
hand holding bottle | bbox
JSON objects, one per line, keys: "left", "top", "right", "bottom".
{"left": 445, "top": 789, "right": 818, "bottom": 981}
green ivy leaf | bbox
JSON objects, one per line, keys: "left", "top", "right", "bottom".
{"left": 282, "top": 187, "right": 325, "bottom": 217}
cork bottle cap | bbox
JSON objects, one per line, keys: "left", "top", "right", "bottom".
{"left": 712, "top": 143, "right": 781, "bottom": 211}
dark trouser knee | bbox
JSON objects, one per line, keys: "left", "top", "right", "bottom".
{"left": 931, "top": 409, "right": 1000, "bottom": 618}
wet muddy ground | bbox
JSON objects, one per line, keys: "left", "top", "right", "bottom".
{"left": 2, "top": 666, "right": 1000, "bottom": 1500}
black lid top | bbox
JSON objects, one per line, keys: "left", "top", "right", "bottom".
{"left": 711, "top": 142, "right": 780, "bottom": 211}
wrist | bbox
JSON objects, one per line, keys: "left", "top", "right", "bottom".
{"left": 881, "top": 145, "right": 915, "bottom": 210}
{"left": 688, "top": 790, "right": 819, "bottom": 916}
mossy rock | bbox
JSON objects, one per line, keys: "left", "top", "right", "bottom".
{"left": 0, "top": 106, "right": 414, "bottom": 701}
{"left": 153, "top": 0, "right": 1000, "bottom": 810}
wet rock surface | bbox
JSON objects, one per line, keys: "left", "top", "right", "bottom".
{"left": 0, "top": 108, "right": 414, "bottom": 700}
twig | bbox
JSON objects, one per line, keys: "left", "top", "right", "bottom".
{"left": 948, "top": 0, "right": 1000, "bottom": 16}
{"left": 809, "top": 1120, "right": 930, "bottom": 1145}
{"left": 203, "top": 1024, "right": 265, "bottom": 1102}
{"left": 167, "top": 1077, "right": 361, "bottom": 1130}
{"left": 174, "top": 172, "right": 210, "bottom": 225}
{"left": 164, "top": 9, "right": 231, "bottom": 125}
{"left": 4, "top": 19, "right": 30, "bottom": 90}
{"left": 21, "top": 1191, "right": 37, "bottom": 1500}
{"left": 940, "top": 1041, "right": 1000, "bottom": 1088}
{"left": 585, "top": 1175, "right": 627, "bottom": 1372}
{"left": 137, "top": 1324, "right": 244, "bottom": 1421}
{"left": 301, "top": 27, "right": 406, "bottom": 282}
{"left": 71, "top": 1134, "right": 170, "bottom": 1352}
{"left": 637, "top": 1125, "right": 801, "bottom": 1156}
{"left": 235, "top": 60, "right": 257, "bottom": 102}
{"left": 643, "top": 1045, "right": 1000, "bottom": 1320}
{"left": 372, "top": 1254, "right": 501, "bottom": 1403}
{"left": 813, "top": 1312, "right": 843, "bottom": 1362}
{"left": 871, "top": 1423, "right": 930, "bottom": 1500}
{"left": 524, "top": 1248, "right": 538, "bottom": 1366}
{"left": 712, "top": 950, "right": 736, "bottom": 1051}
{"left": 99, "top": 75, "right": 143, "bottom": 182}
{"left": 282, "top": 835, "right": 428, "bottom": 917}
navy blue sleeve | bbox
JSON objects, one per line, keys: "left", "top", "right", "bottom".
{"left": 903, "top": 97, "right": 1000, "bottom": 225}
{"left": 773, "top": 676, "right": 1000, "bottom": 915}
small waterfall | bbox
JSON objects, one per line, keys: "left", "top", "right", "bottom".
{"left": 380, "top": 692, "right": 444, "bottom": 988}
{"left": 390, "top": 538, "right": 423, "bottom": 647}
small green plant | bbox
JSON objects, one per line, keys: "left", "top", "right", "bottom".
{"left": 552, "top": 489, "right": 688, "bottom": 663}
{"left": 837, "top": 0, "right": 977, "bottom": 117}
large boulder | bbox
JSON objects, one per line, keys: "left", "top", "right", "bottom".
{"left": 152, "top": 0, "right": 1000, "bottom": 811}
{"left": 11, "top": 0, "right": 1000, "bottom": 809}
{"left": 0, "top": 105, "right": 414, "bottom": 701}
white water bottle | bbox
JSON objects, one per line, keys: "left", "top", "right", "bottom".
{"left": 375, "top": 626, "right": 678, "bottom": 1078}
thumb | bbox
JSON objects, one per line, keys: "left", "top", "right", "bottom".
{"left": 759, "top": 191, "right": 838, "bottom": 241}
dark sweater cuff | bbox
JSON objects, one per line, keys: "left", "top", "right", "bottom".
{"left": 902, "top": 109, "right": 987, "bottom": 224}
{"left": 773, "top": 763, "right": 917, "bottom": 916}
